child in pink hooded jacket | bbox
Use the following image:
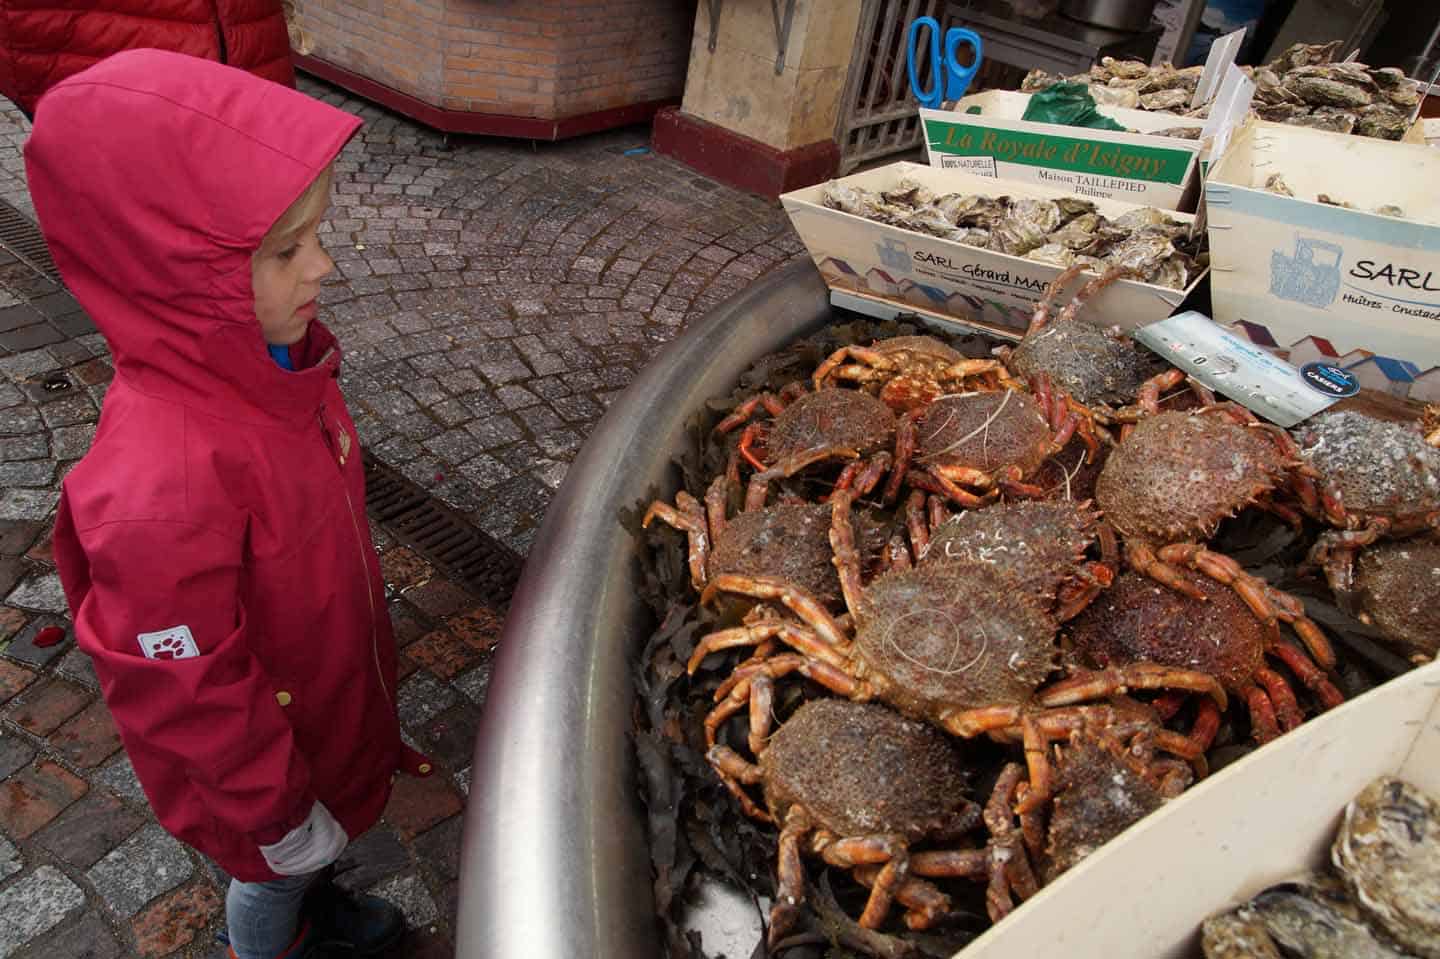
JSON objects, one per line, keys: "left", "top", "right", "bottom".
{"left": 28, "top": 49, "right": 428, "bottom": 958}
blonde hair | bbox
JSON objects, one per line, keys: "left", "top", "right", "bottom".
{"left": 259, "top": 165, "right": 333, "bottom": 253}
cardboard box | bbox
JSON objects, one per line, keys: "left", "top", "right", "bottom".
{"left": 920, "top": 91, "right": 1206, "bottom": 211}
{"left": 780, "top": 161, "right": 1205, "bottom": 339}
{"left": 1205, "top": 118, "right": 1440, "bottom": 376}
{"left": 957, "top": 658, "right": 1440, "bottom": 957}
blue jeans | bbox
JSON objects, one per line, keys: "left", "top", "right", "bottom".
{"left": 225, "top": 870, "right": 322, "bottom": 959}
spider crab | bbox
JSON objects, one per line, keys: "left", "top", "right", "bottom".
{"left": 1062, "top": 569, "right": 1344, "bottom": 746}
{"left": 1093, "top": 396, "right": 1337, "bottom": 682}
{"left": 812, "top": 334, "right": 1020, "bottom": 412}
{"left": 641, "top": 445, "right": 872, "bottom": 596}
{"left": 910, "top": 499, "right": 1116, "bottom": 623}
{"left": 713, "top": 384, "right": 899, "bottom": 492}
{"left": 1347, "top": 539, "right": 1440, "bottom": 662}
{"left": 687, "top": 487, "right": 1224, "bottom": 834}
{"left": 708, "top": 698, "right": 988, "bottom": 943}
{"left": 1290, "top": 408, "right": 1440, "bottom": 598}
{"left": 882, "top": 387, "right": 1094, "bottom": 506}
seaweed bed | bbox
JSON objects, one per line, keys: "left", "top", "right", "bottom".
{"left": 629, "top": 315, "right": 1414, "bottom": 959}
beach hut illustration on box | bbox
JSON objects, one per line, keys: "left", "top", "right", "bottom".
{"left": 1410, "top": 367, "right": 1440, "bottom": 403}
{"left": 1345, "top": 356, "right": 1423, "bottom": 397}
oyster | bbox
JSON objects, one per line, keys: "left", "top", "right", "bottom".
{"left": 988, "top": 198, "right": 1062, "bottom": 256}
{"left": 1097, "top": 56, "right": 1149, "bottom": 81}
{"left": 1151, "top": 125, "right": 1203, "bottom": 139}
{"left": 898, "top": 206, "right": 961, "bottom": 238}
{"left": 938, "top": 192, "right": 1009, "bottom": 229}
{"left": 1374, "top": 204, "right": 1406, "bottom": 218}
{"left": 1355, "top": 104, "right": 1409, "bottom": 140}
{"left": 1286, "top": 70, "right": 1373, "bottom": 108}
{"left": 1202, "top": 913, "right": 1283, "bottom": 958}
{"left": 1023, "top": 242, "right": 1074, "bottom": 267}
{"left": 1090, "top": 84, "right": 1140, "bottom": 109}
{"left": 1264, "top": 173, "right": 1295, "bottom": 197}
{"left": 1317, "top": 194, "right": 1355, "bottom": 209}
{"left": 1105, "top": 233, "right": 1176, "bottom": 279}
{"left": 1269, "top": 40, "right": 1344, "bottom": 74}
{"left": 1022, "top": 68, "right": 1060, "bottom": 92}
{"left": 1139, "top": 88, "right": 1190, "bottom": 112}
{"left": 822, "top": 183, "right": 906, "bottom": 223}
{"left": 1111, "top": 207, "right": 1181, "bottom": 233}
{"left": 1333, "top": 777, "right": 1440, "bottom": 957}
{"left": 883, "top": 179, "right": 935, "bottom": 208}
{"left": 1244, "top": 878, "right": 1414, "bottom": 959}
{"left": 1255, "top": 102, "right": 1312, "bottom": 122}
{"left": 1374, "top": 67, "right": 1421, "bottom": 108}
{"left": 1291, "top": 111, "right": 1359, "bottom": 135}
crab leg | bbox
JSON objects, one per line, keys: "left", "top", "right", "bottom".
{"left": 983, "top": 763, "right": 1039, "bottom": 923}
{"left": 929, "top": 495, "right": 950, "bottom": 532}
{"left": 704, "top": 655, "right": 864, "bottom": 746}
{"left": 687, "top": 620, "right": 800, "bottom": 674}
{"left": 769, "top": 806, "right": 813, "bottom": 946}
{"left": 851, "top": 864, "right": 953, "bottom": 930}
{"left": 843, "top": 452, "right": 893, "bottom": 500}
{"left": 814, "top": 345, "right": 899, "bottom": 389}
{"left": 909, "top": 849, "right": 990, "bottom": 879}
{"left": 1126, "top": 541, "right": 1207, "bottom": 601}
{"left": 708, "top": 744, "right": 770, "bottom": 821}
{"left": 904, "top": 491, "right": 930, "bottom": 561}
{"left": 1056, "top": 265, "right": 1144, "bottom": 326}
{"left": 1038, "top": 664, "right": 1228, "bottom": 710}
{"left": 642, "top": 492, "right": 711, "bottom": 590}
{"left": 1254, "top": 666, "right": 1304, "bottom": 732}
{"left": 714, "top": 391, "right": 787, "bottom": 435}
{"left": 883, "top": 409, "right": 921, "bottom": 504}
{"left": 1270, "top": 639, "right": 1345, "bottom": 710}
{"left": 1309, "top": 521, "right": 1388, "bottom": 599}
{"left": 1241, "top": 684, "right": 1282, "bottom": 743}
{"left": 813, "top": 834, "right": 912, "bottom": 929}
{"left": 1186, "top": 698, "right": 1223, "bottom": 753}
{"left": 744, "top": 444, "right": 860, "bottom": 511}
{"left": 1027, "top": 263, "right": 1086, "bottom": 335}
{"left": 704, "top": 473, "right": 730, "bottom": 537}
{"left": 1158, "top": 543, "right": 1337, "bottom": 669}
{"left": 701, "top": 574, "right": 851, "bottom": 653}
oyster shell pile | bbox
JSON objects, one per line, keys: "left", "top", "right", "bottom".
{"left": 1203, "top": 776, "right": 1440, "bottom": 958}
{"left": 821, "top": 177, "right": 1203, "bottom": 289}
{"left": 1023, "top": 43, "right": 1419, "bottom": 140}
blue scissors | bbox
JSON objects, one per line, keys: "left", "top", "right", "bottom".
{"left": 907, "top": 17, "right": 982, "bottom": 110}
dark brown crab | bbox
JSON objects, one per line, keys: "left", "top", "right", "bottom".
{"left": 1291, "top": 409, "right": 1440, "bottom": 598}
{"left": 1093, "top": 403, "right": 1337, "bottom": 676}
{"left": 714, "top": 385, "right": 899, "bottom": 486}
{"left": 642, "top": 445, "right": 867, "bottom": 594}
{"left": 883, "top": 388, "right": 1083, "bottom": 506}
{"left": 1061, "top": 570, "right": 1344, "bottom": 747}
{"left": 812, "top": 334, "right": 1019, "bottom": 413}
{"left": 1000, "top": 264, "right": 1177, "bottom": 435}
{"left": 708, "top": 698, "right": 987, "bottom": 943}
{"left": 1349, "top": 539, "right": 1440, "bottom": 662}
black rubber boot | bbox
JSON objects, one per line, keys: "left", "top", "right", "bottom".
{"left": 302, "top": 871, "right": 406, "bottom": 956}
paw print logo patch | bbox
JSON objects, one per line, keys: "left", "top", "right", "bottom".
{"left": 137, "top": 625, "right": 200, "bottom": 660}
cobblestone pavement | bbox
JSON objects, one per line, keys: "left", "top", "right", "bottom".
{"left": 0, "top": 73, "right": 803, "bottom": 958}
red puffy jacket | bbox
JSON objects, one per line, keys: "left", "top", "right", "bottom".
{"left": 0, "top": 0, "right": 294, "bottom": 115}
{"left": 29, "top": 50, "right": 403, "bottom": 882}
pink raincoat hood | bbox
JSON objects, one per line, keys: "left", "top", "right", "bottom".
{"left": 25, "top": 48, "right": 359, "bottom": 424}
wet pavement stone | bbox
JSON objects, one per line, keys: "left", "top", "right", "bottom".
{"left": 87, "top": 824, "right": 194, "bottom": 918}
{"left": 0, "top": 866, "right": 86, "bottom": 958}
{"left": 0, "top": 63, "right": 803, "bottom": 955}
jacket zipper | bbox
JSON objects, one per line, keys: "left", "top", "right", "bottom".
{"left": 319, "top": 406, "right": 391, "bottom": 708}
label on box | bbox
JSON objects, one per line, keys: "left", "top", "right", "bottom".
{"left": 920, "top": 110, "right": 1200, "bottom": 207}
{"left": 940, "top": 154, "right": 998, "bottom": 176}
{"left": 1133, "top": 310, "right": 1341, "bottom": 427}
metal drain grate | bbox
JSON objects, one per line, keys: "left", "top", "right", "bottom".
{"left": 363, "top": 451, "right": 522, "bottom": 609}
{"left": 0, "top": 198, "right": 61, "bottom": 283}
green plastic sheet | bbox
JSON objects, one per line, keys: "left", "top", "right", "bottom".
{"left": 1020, "top": 81, "right": 1127, "bottom": 131}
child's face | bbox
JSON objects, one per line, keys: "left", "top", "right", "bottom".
{"left": 252, "top": 185, "right": 335, "bottom": 346}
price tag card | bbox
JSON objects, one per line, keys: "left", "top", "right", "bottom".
{"left": 1132, "top": 311, "right": 1349, "bottom": 427}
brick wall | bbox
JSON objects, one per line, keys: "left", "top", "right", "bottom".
{"left": 294, "top": 0, "right": 693, "bottom": 120}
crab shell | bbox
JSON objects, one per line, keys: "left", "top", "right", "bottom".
{"left": 709, "top": 503, "right": 843, "bottom": 606}
{"left": 1009, "top": 321, "right": 1160, "bottom": 407}
{"left": 1041, "top": 733, "right": 1165, "bottom": 882}
{"left": 1353, "top": 540, "right": 1440, "bottom": 660}
{"left": 1064, "top": 571, "right": 1265, "bottom": 693}
{"left": 916, "top": 391, "right": 1052, "bottom": 475}
{"left": 767, "top": 388, "right": 896, "bottom": 462}
{"left": 852, "top": 561, "right": 1058, "bottom": 719}
{"left": 760, "top": 698, "right": 977, "bottom": 840}
{"left": 922, "top": 500, "right": 1100, "bottom": 605}
{"left": 1293, "top": 410, "right": 1440, "bottom": 526}
{"left": 1097, "top": 411, "right": 1289, "bottom": 544}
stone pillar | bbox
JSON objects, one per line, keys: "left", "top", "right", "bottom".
{"left": 653, "top": 0, "right": 863, "bottom": 197}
